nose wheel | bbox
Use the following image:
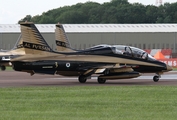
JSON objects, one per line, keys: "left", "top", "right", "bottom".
{"left": 153, "top": 75, "right": 160, "bottom": 82}
{"left": 153, "top": 73, "right": 161, "bottom": 82}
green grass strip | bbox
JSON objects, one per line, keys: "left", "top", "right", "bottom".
{"left": 0, "top": 86, "right": 177, "bottom": 120}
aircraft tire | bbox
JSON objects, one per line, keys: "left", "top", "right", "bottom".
{"left": 78, "top": 75, "right": 87, "bottom": 83}
{"left": 0, "top": 65, "right": 6, "bottom": 71}
{"left": 153, "top": 76, "right": 159, "bottom": 82}
{"left": 97, "top": 78, "right": 106, "bottom": 84}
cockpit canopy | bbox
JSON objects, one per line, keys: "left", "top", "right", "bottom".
{"left": 112, "top": 45, "right": 156, "bottom": 61}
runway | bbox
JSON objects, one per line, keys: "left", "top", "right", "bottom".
{"left": 0, "top": 71, "right": 176, "bottom": 87}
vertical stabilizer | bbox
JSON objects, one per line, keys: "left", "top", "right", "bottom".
{"left": 55, "top": 23, "right": 75, "bottom": 52}
{"left": 20, "top": 22, "right": 53, "bottom": 55}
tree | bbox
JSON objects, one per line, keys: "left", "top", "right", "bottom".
{"left": 101, "top": 6, "right": 118, "bottom": 23}
{"left": 146, "top": 5, "right": 158, "bottom": 23}
{"left": 31, "top": 15, "right": 41, "bottom": 23}
{"left": 18, "top": 1, "right": 177, "bottom": 24}
{"left": 18, "top": 15, "right": 32, "bottom": 23}
{"left": 88, "top": 6, "right": 104, "bottom": 23}
{"left": 56, "top": 10, "right": 86, "bottom": 23}
{"left": 111, "top": 0, "right": 129, "bottom": 6}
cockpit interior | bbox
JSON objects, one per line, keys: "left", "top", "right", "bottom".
{"left": 112, "top": 45, "right": 156, "bottom": 61}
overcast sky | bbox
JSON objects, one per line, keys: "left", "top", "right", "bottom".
{"left": 0, "top": 0, "right": 176, "bottom": 24}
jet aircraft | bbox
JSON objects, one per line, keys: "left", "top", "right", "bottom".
{"left": 11, "top": 22, "right": 172, "bottom": 84}
{"left": 0, "top": 35, "right": 24, "bottom": 71}
{"left": 0, "top": 22, "right": 78, "bottom": 71}
{"left": 0, "top": 22, "right": 68, "bottom": 71}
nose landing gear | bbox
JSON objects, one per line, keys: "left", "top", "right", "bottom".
{"left": 153, "top": 75, "right": 159, "bottom": 82}
{"left": 153, "top": 73, "right": 161, "bottom": 82}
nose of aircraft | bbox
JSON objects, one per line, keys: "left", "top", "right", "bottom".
{"left": 166, "top": 64, "right": 173, "bottom": 72}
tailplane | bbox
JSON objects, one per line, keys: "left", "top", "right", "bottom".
{"left": 20, "top": 22, "right": 53, "bottom": 55}
{"left": 55, "top": 23, "right": 76, "bottom": 52}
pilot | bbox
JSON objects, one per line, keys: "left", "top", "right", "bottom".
{"left": 115, "top": 49, "right": 123, "bottom": 54}
{"left": 123, "top": 51, "right": 131, "bottom": 56}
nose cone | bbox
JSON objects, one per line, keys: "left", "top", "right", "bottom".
{"left": 165, "top": 64, "right": 173, "bottom": 72}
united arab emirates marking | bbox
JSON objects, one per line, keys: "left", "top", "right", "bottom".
{"left": 66, "top": 63, "right": 70, "bottom": 67}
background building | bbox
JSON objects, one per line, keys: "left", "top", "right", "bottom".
{"left": 0, "top": 24, "right": 177, "bottom": 56}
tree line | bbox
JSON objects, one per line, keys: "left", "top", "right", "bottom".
{"left": 19, "top": 0, "right": 177, "bottom": 24}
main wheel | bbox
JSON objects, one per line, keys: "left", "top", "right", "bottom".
{"left": 97, "top": 78, "right": 106, "bottom": 84}
{"left": 0, "top": 66, "right": 6, "bottom": 71}
{"left": 153, "top": 76, "right": 159, "bottom": 82}
{"left": 78, "top": 75, "right": 87, "bottom": 83}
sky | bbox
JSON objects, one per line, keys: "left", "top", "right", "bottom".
{"left": 0, "top": 0, "right": 177, "bottom": 24}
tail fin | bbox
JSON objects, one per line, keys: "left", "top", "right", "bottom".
{"left": 20, "top": 22, "right": 53, "bottom": 55}
{"left": 55, "top": 23, "right": 76, "bottom": 52}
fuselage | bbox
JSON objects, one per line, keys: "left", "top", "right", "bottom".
{"left": 12, "top": 45, "right": 171, "bottom": 76}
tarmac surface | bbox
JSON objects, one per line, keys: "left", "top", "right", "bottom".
{"left": 0, "top": 71, "right": 177, "bottom": 87}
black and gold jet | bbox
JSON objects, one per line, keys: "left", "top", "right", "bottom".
{"left": 11, "top": 22, "right": 172, "bottom": 84}
{"left": 0, "top": 34, "right": 25, "bottom": 71}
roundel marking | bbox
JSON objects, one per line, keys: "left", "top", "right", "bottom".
{"left": 66, "top": 63, "right": 70, "bottom": 68}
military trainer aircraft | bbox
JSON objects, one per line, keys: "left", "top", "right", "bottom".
{"left": 0, "top": 34, "right": 24, "bottom": 71}
{"left": 11, "top": 22, "right": 172, "bottom": 84}
{"left": 0, "top": 22, "right": 68, "bottom": 71}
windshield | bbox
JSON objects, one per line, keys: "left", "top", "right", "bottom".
{"left": 112, "top": 45, "right": 156, "bottom": 61}
{"left": 112, "top": 45, "right": 124, "bottom": 54}
{"left": 147, "top": 54, "right": 157, "bottom": 61}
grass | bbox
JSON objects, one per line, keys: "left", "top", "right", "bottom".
{"left": 5, "top": 66, "right": 13, "bottom": 71}
{"left": 172, "top": 67, "right": 177, "bottom": 71}
{"left": 0, "top": 86, "right": 177, "bottom": 120}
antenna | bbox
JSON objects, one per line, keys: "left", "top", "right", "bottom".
{"left": 159, "top": 0, "right": 163, "bottom": 5}
{"left": 156, "top": 0, "right": 163, "bottom": 6}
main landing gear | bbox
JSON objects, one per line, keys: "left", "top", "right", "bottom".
{"left": 0, "top": 65, "right": 6, "bottom": 71}
{"left": 97, "top": 77, "right": 106, "bottom": 84}
{"left": 153, "top": 73, "right": 161, "bottom": 82}
{"left": 78, "top": 75, "right": 87, "bottom": 83}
